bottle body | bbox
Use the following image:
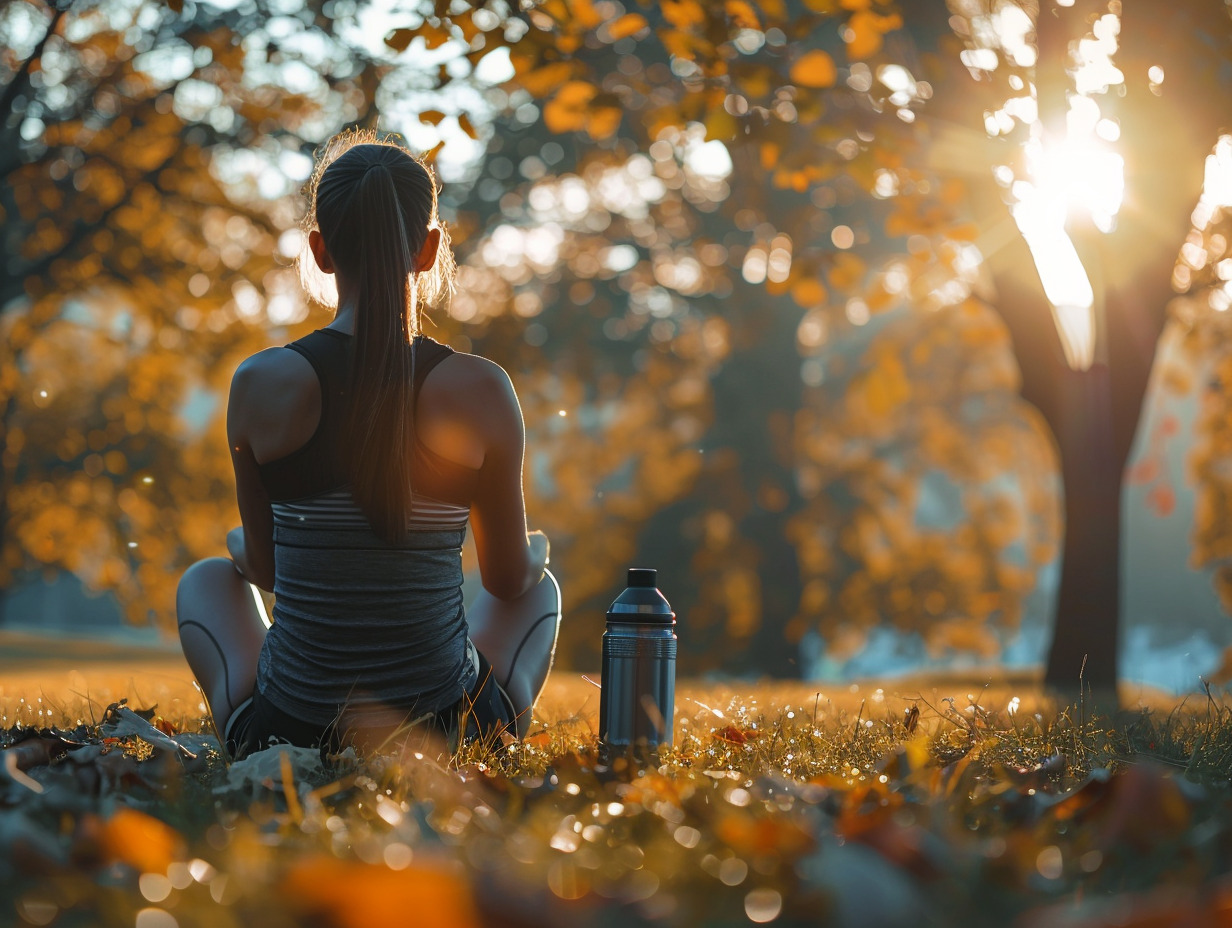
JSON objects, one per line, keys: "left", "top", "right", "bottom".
{"left": 598, "top": 568, "right": 676, "bottom": 764}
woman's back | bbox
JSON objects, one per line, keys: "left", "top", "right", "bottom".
{"left": 251, "top": 329, "right": 480, "bottom": 725}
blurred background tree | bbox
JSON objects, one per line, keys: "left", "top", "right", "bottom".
{"left": 0, "top": 0, "right": 454, "bottom": 622}
{"left": 4, "top": 0, "right": 1232, "bottom": 691}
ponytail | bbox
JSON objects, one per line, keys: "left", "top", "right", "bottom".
{"left": 303, "top": 133, "right": 456, "bottom": 543}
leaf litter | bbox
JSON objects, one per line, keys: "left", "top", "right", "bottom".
{"left": 1, "top": 687, "right": 1231, "bottom": 927}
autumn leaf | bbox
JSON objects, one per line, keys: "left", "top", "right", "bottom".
{"left": 420, "top": 139, "right": 446, "bottom": 164}
{"left": 608, "top": 12, "right": 647, "bottom": 40}
{"left": 725, "top": 0, "right": 760, "bottom": 30}
{"left": 543, "top": 83, "right": 623, "bottom": 140}
{"left": 845, "top": 10, "right": 903, "bottom": 59}
{"left": 513, "top": 61, "right": 579, "bottom": 98}
{"left": 791, "top": 277, "right": 827, "bottom": 307}
{"left": 101, "top": 808, "right": 183, "bottom": 873}
{"left": 419, "top": 109, "right": 446, "bottom": 126}
{"left": 457, "top": 112, "right": 478, "bottom": 139}
{"left": 544, "top": 81, "right": 597, "bottom": 134}
{"left": 790, "top": 49, "right": 837, "bottom": 88}
{"left": 385, "top": 28, "right": 415, "bottom": 52}
{"left": 662, "top": 0, "right": 706, "bottom": 30}
{"left": 282, "top": 857, "right": 480, "bottom": 928}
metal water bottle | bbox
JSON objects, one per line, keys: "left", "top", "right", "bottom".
{"left": 599, "top": 568, "right": 676, "bottom": 763}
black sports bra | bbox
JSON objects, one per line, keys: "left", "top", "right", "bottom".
{"left": 257, "top": 328, "right": 480, "bottom": 505}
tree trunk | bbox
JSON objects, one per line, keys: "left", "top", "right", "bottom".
{"left": 1044, "top": 365, "right": 1122, "bottom": 696}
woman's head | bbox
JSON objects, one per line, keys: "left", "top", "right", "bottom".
{"left": 299, "top": 130, "right": 455, "bottom": 325}
{"left": 297, "top": 130, "right": 456, "bottom": 542}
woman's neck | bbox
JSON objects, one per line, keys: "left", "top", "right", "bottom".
{"left": 327, "top": 302, "right": 355, "bottom": 334}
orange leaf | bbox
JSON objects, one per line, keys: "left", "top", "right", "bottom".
{"left": 586, "top": 103, "right": 624, "bottom": 141}
{"left": 544, "top": 81, "right": 596, "bottom": 134}
{"left": 457, "top": 112, "right": 478, "bottom": 139}
{"left": 790, "top": 50, "right": 837, "bottom": 88}
{"left": 608, "top": 12, "right": 648, "bottom": 40}
{"left": 725, "top": 0, "right": 760, "bottom": 29}
{"left": 715, "top": 725, "right": 751, "bottom": 744}
{"left": 385, "top": 28, "right": 416, "bottom": 52}
{"left": 845, "top": 11, "right": 902, "bottom": 59}
{"left": 101, "top": 808, "right": 183, "bottom": 873}
{"left": 419, "top": 109, "right": 446, "bottom": 125}
{"left": 565, "top": 0, "right": 603, "bottom": 30}
{"left": 420, "top": 140, "right": 446, "bottom": 164}
{"left": 282, "top": 857, "right": 480, "bottom": 928}
{"left": 515, "top": 61, "right": 579, "bottom": 98}
{"left": 791, "top": 277, "right": 827, "bottom": 306}
{"left": 662, "top": 0, "right": 706, "bottom": 30}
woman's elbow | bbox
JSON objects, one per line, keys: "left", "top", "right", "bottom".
{"left": 481, "top": 576, "right": 531, "bottom": 601}
{"left": 481, "top": 564, "right": 539, "bottom": 601}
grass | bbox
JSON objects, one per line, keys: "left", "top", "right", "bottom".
{"left": 2, "top": 674, "right": 1232, "bottom": 928}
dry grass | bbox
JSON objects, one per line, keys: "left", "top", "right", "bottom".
{"left": 2, "top": 654, "right": 1231, "bottom": 928}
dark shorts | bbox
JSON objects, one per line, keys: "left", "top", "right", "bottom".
{"left": 223, "top": 648, "right": 517, "bottom": 760}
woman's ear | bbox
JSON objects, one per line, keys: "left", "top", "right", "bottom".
{"left": 414, "top": 227, "right": 441, "bottom": 274}
{"left": 309, "top": 229, "right": 335, "bottom": 274}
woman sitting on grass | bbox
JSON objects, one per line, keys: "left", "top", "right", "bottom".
{"left": 176, "top": 130, "right": 561, "bottom": 758}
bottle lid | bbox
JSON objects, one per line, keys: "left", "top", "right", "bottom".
{"left": 627, "top": 568, "right": 657, "bottom": 588}
{"left": 608, "top": 567, "right": 674, "bottom": 623}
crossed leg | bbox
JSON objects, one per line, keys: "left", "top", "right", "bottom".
{"left": 466, "top": 568, "right": 562, "bottom": 738}
{"left": 176, "top": 557, "right": 269, "bottom": 739}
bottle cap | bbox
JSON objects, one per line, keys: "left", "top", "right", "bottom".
{"left": 627, "top": 568, "right": 657, "bottom": 588}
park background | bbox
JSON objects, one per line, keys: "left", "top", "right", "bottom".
{"left": 3, "top": 0, "right": 1232, "bottom": 697}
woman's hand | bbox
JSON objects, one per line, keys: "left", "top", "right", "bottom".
{"left": 227, "top": 526, "right": 258, "bottom": 585}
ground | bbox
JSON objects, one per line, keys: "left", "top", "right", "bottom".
{"left": 1, "top": 630, "right": 1228, "bottom": 928}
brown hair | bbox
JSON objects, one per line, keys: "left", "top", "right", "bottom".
{"left": 299, "top": 130, "right": 456, "bottom": 542}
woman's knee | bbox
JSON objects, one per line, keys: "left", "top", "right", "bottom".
{"left": 531, "top": 567, "right": 562, "bottom": 619}
{"left": 176, "top": 557, "right": 241, "bottom": 624}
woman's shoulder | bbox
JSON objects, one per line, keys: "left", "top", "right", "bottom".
{"left": 428, "top": 344, "right": 515, "bottom": 395}
{"left": 420, "top": 346, "right": 523, "bottom": 441}
{"left": 227, "top": 345, "right": 320, "bottom": 449}
{"left": 231, "top": 345, "right": 316, "bottom": 397}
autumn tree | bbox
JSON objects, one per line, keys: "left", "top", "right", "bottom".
{"left": 940, "top": 0, "right": 1232, "bottom": 698}
{"left": 0, "top": 0, "right": 427, "bottom": 622}
{"left": 432, "top": 0, "right": 1062, "bottom": 676}
{"left": 451, "top": 0, "right": 1232, "bottom": 688}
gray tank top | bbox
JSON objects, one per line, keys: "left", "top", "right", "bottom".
{"left": 253, "top": 329, "right": 481, "bottom": 725}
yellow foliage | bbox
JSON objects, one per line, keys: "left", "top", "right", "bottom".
{"left": 542, "top": 82, "right": 623, "bottom": 140}
{"left": 543, "top": 81, "right": 596, "bottom": 132}
{"left": 790, "top": 50, "right": 838, "bottom": 88}
{"left": 661, "top": 0, "right": 706, "bottom": 30}
{"left": 608, "top": 12, "right": 648, "bottom": 40}
{"left": 725, "top": 0, "right": 760, "bottom": 30}
{"left": 705, "top": 106, "right": 738, "bottom": 142}
{"left": 512, "top": 60, "right": 578, "bottom": 97}
{"left": 791, "top": 277, "right": 827, "bottom": 307}
{"left": 828, "top": 253, "right": 867, "bottom": 291}
{"left": 845, "top": 11, "right": 903, "bottom": 60}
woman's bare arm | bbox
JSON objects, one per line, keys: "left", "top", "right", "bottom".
{"left": 465, "top": 359, "right": 548, "bottom": 601}
{"left": 226, "top": 357, "right": 277, "bottom": 592}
